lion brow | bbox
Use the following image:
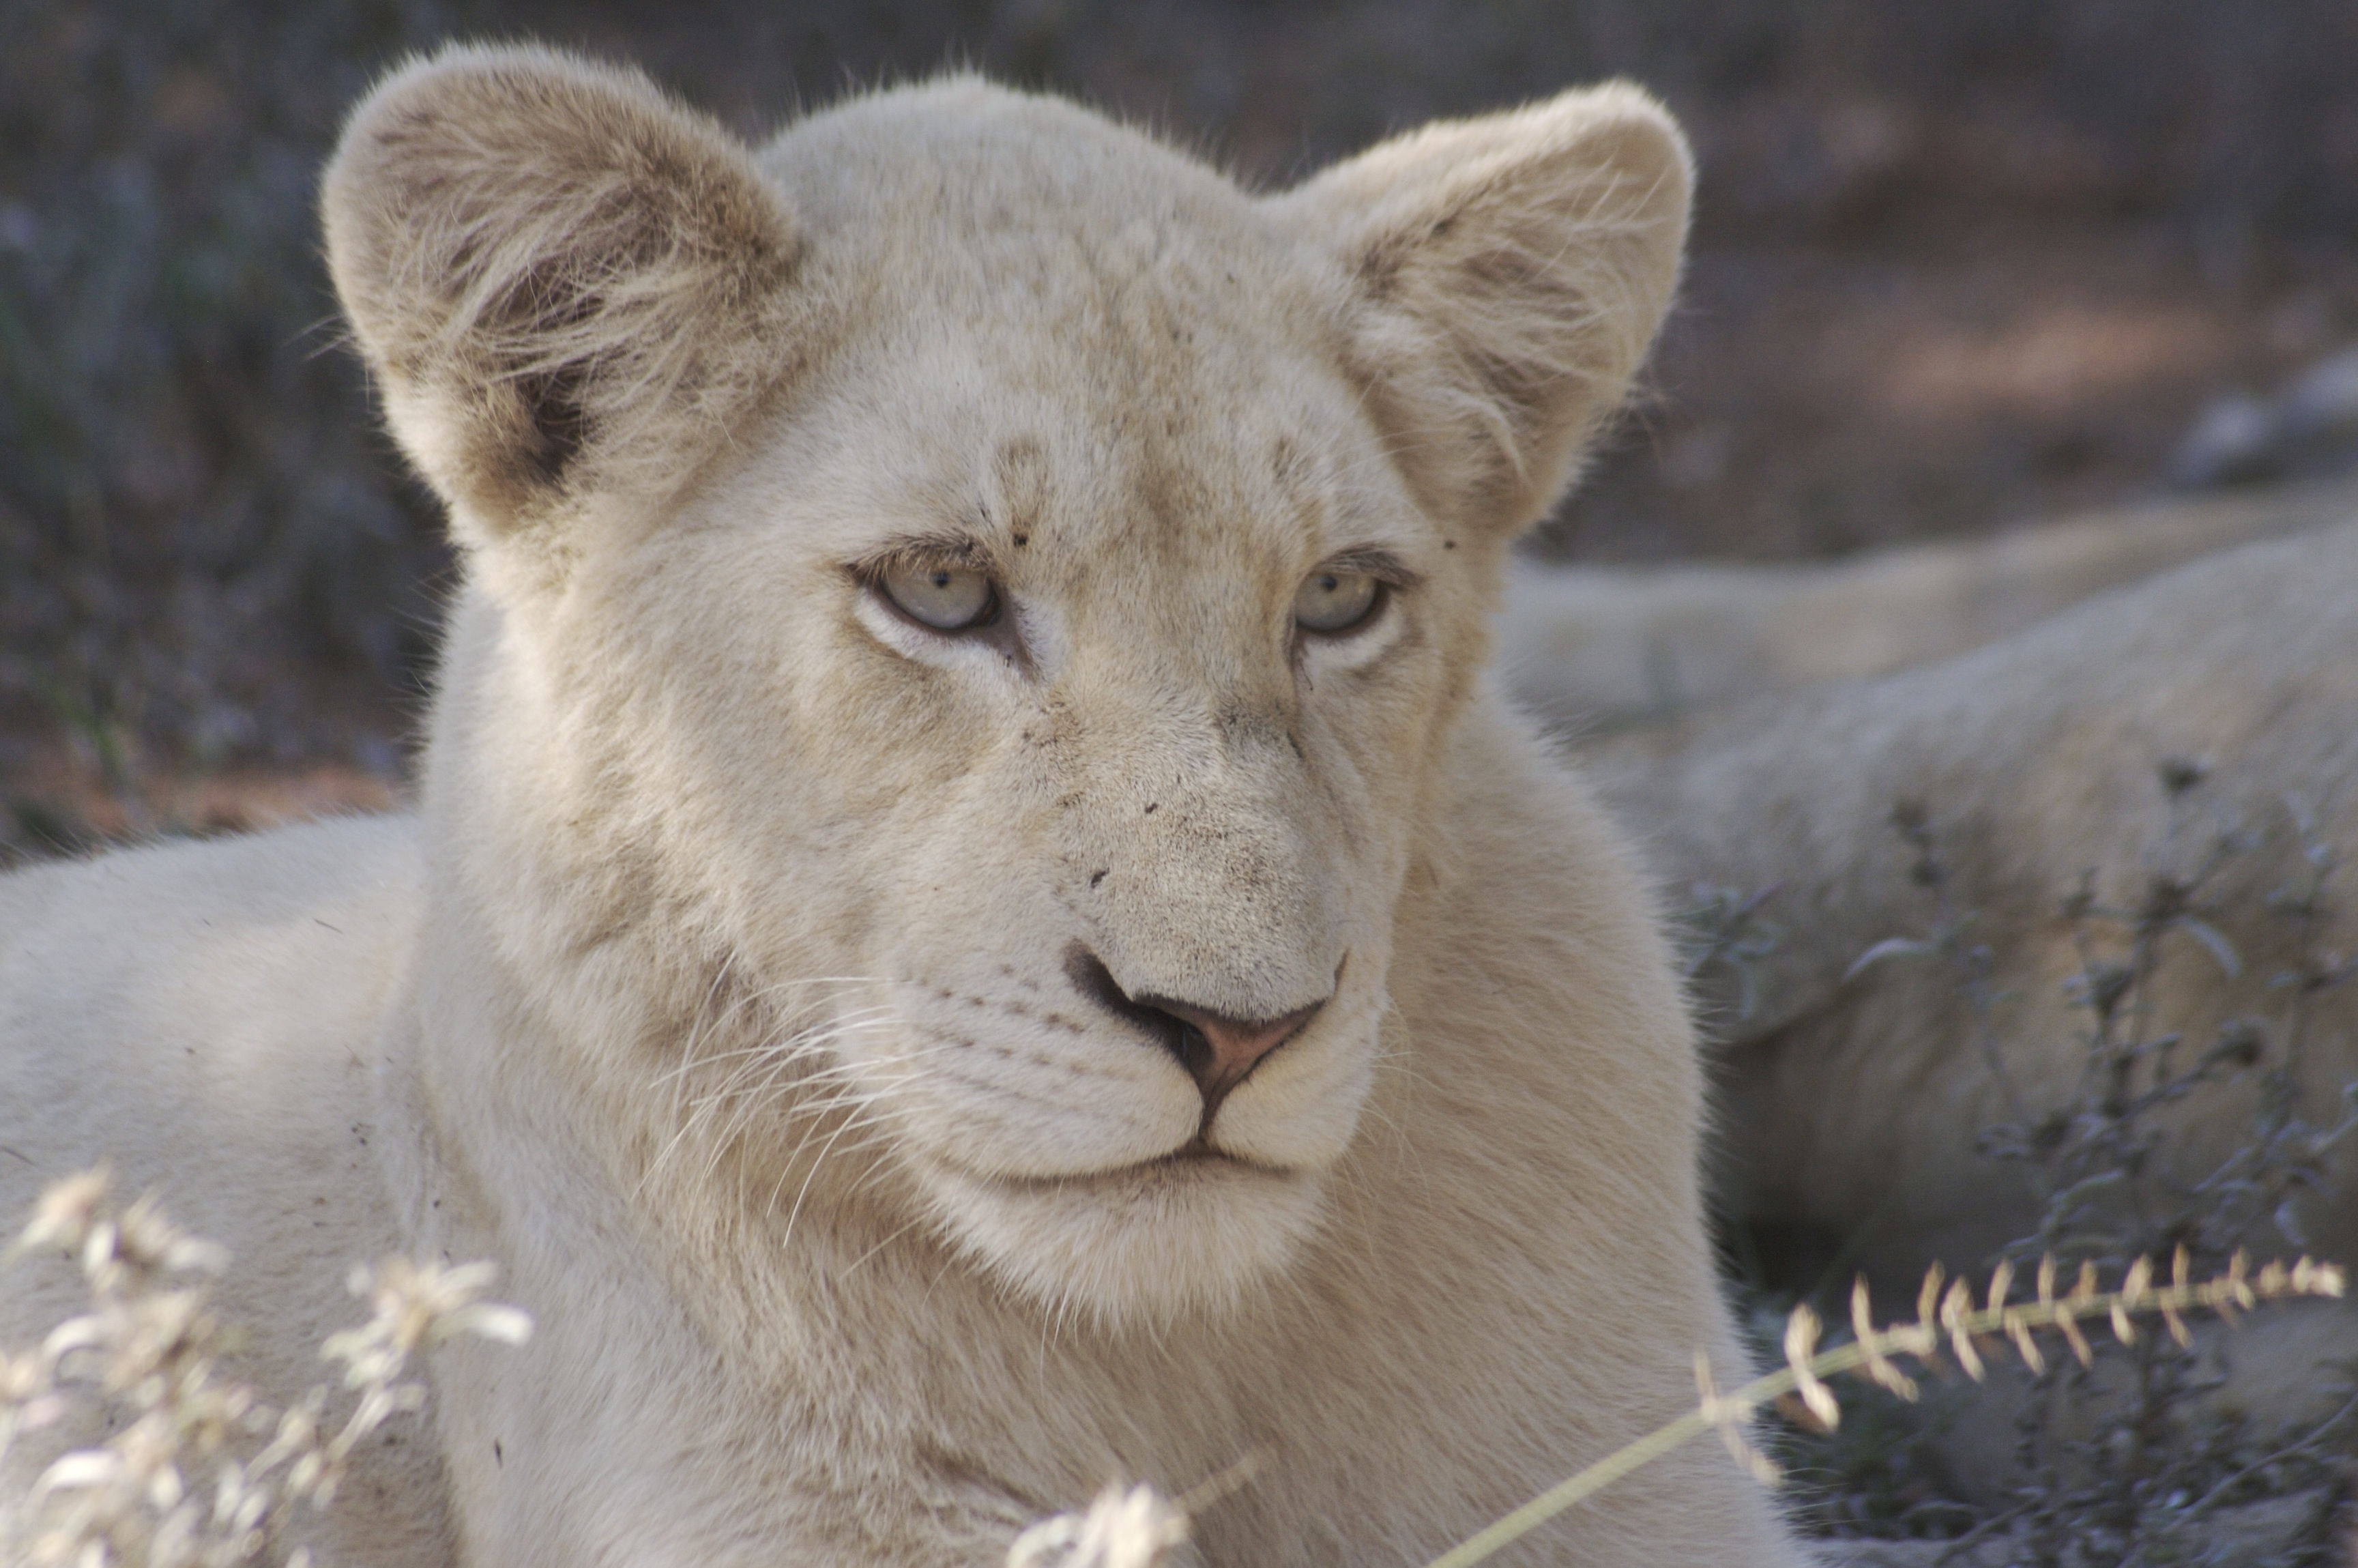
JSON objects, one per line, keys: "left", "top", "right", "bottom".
{"left": 1319, "top": 545, "right": 1422, "bottom": 587}
{"left": 849, "top": 531, "right": 1000, "bottom": 576}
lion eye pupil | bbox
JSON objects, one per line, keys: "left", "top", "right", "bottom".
{"left": 1294, "top": 567, "right": 1381, "bottom": 635}
{"left": 879, "top": 560, "right": 997, "bottom": 632}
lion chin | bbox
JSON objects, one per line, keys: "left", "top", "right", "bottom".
{"left": 917, "top": 1147, "right": 1329, "bottom": 1323}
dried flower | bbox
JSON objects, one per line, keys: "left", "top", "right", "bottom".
{"left": 1, "top": 1170, "right": 530, "bottom": 1567}
{"left": 1006, "top": 1484, "right": 1189, "bottom": 1568}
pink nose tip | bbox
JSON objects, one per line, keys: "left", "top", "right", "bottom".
{"left": 1062, "top": 946, "right": 1331, "bottom": 1121}
{"left": 1151, "top": 997, "right": 1326, "bottom": 1107}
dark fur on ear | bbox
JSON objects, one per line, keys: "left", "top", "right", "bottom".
{"left": 1272, "top": 83, "right": 1692, "bottom": 535}
{"left": 323, "top": 43, "right": 804, "bottom": 547}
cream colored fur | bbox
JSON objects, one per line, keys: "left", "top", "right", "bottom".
{"left": 1500, "top": 476, "right": 2358, "bottom": 734}
{"left": 1, "top": 46, "right": 1805, "bottom": 1567}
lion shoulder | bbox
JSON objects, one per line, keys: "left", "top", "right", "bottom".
{"left": 1, "top": 813, "right": 424, "bottom": 1308}
{"left": 0, "top": 813, "right": 446, "bottom": 1560}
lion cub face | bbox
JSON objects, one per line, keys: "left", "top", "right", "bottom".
{"left": 327, "top": 51, "right": 1689, "bottom": 1320}
{"left": 671, "top": 250, "right": 1449, "bottom": 1318}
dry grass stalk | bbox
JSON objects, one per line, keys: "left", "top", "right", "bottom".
{"left": 1421, "top": 1251, "right": 2344, "bottom": 1568}
{"left": 0, "top": 1170, "right": 529, "bottom": 1568}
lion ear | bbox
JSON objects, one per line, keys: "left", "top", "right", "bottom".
{"left": 323, "top": 44, "right": 804, "bottom": 551}
{"left": 1271, "top": 84, "right": 1691, "bottom": 534}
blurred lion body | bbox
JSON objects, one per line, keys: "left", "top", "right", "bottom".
{"left": 1544, "top": 517, "right": 2358, "bottom": 1500}
{"left": 1500, "top": 478, "right": 2358, "bottom": 734}
{"left": 1568, "top": 519, "right": 2358, "bottom": 1284}
{"left": 1, "top": 47, "right": 1805, "bottom": 1568}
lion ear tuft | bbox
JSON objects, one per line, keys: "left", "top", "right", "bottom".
{"left": 323, "top": 43, "right": 804, "bottom": 549}
{"left": 1273, "top": 84, "right": 1692, "bottom": 534}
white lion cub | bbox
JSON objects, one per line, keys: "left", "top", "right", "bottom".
{"left": 0, "top": 45, "right": 1807, "bottom": 1566}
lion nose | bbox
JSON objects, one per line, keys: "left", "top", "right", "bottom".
{"left": 1064, "top": 946, "right": 1328, "bottom": 1116}
{"left": 1150, "top": 996, "right": 1326, "bottom": 1109}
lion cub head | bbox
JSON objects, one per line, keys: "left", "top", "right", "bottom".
{"left": 326, "top": 46, "right": 1689, "bottom": 1322}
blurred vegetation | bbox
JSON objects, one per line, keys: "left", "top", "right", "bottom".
{"left": 0, "top": 0, "right": 464, "bottom": 769}
{"left": 5, "top": 0, "right": 2358, "bottom": 770}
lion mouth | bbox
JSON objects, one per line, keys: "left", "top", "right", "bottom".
{"left": 914, "top": 1126, "right": 1334, "bottom": 1319}
{"left": 960, "top": 1138, "right": 1294, "bottom": 1195}
{"left": 1141, "top": 1136, "right": 1288, "bottom": 1177}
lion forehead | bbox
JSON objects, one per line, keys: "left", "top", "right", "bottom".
{"left": 761, "top": 78, "right": 1272, "bottom": 256}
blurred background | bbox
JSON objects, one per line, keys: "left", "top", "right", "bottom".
{"left": 5, "top": 0, "right": 2358, "bottom": 845}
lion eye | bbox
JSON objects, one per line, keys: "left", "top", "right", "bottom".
{"left": 878, "top": 560, "right": 998, "bottom": 631}
{"left": 1293, "top": 568, "right": 1381, "bottom": 635}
